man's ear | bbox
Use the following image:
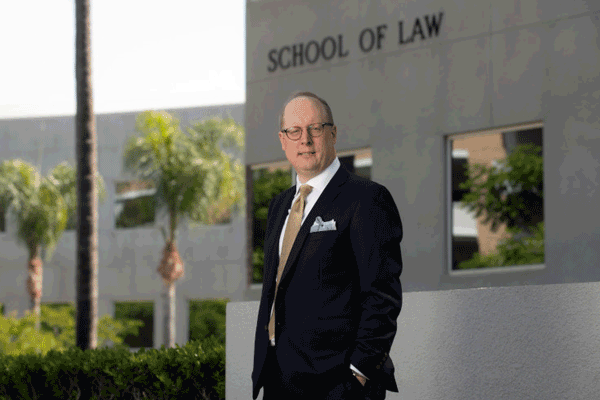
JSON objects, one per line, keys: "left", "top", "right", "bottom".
{"left": 278, "top": 130, "right": 286, "bottom": 150}
{"left": 332, "top": 125, "right": 337, "bottom": 143}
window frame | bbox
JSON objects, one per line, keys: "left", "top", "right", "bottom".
{"left": 446, "top": 121, "right": 546, "bottom": 275}
{"left": 113, "top": 180, "right": 157, "bottom": 230}
{"left": 113, "top": 300, "right": 155, "bottom": 349}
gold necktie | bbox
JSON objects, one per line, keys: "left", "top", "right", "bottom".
{"left": 268, "top": 184, "right": 313, "bottom": 342}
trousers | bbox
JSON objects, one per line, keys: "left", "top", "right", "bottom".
{"left": 261, "top": 345, "right": 386, "bottom": 400}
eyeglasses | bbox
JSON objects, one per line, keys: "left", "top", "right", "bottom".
{"left": 281, "top": 123, "right": 333, "bottom": 141}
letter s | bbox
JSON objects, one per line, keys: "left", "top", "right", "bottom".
{"left": 267, "top": 49, "right": 278, "bottom": 73}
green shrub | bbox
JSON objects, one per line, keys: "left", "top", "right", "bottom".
{"left": 0, "top": 336, "right": 224, "bottom": 400}
{"left": 0, "top": 304, "right": 142, "bottom": 356}
{"left": 459, "top": 144, "right": 543, "bottom": 233}
{"left": 189, "top": 299, "right": 228, "bottom": 345}
{"left": 0, "top": 312, "right": 59, "bottom": 356}
{"left": 458, "top": 222, "right": 544, "bottom": 269}
{"left": 252, "top": 247, "right": 265, "bottom": 282}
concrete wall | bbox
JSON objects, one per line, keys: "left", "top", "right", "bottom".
{"left": 245, "top": 0, "right": 600, "bottom": 293}
{"left": 0, "top": 104, "right": 245, "bottom": 347}
{"left": 227, "top": 282, "right": 600, "bottom": 399}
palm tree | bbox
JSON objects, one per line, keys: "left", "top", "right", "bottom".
{"left": 0, "top": 161, "right": 73, "bottom": 329}
{"left": 123, "top": 111, "right": 244, "bottom": 347}
{"left": 75, "top": 0, "right": 99, "bottom": 350}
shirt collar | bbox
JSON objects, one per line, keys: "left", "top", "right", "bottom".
{"left": 294, "top": 157, "right": 340, "bottom": 195}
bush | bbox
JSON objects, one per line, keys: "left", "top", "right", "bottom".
{"left": 459, "top": 144, "right": 543, "bottom": 233}
{"left": 0, "top": 336, "right": 225, "bottom": 400}
{"left": 0, "top": 304, "right": 142, "bottom": 356}
{"left": 457, "top": 222, "right": 544, "bottom": 269}
{"left": 252, "top": 247, "right": 265, "bottom": 282}
{"left": 189, "top": 299, "right": 228, "bottom": 345}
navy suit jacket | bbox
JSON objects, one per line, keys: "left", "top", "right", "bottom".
{"left": 252, "top": 165, "right": 403, "bottom": 399}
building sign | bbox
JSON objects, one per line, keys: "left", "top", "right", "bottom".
{"left": 267, "top": 12, "right": 444, "bottom": 73}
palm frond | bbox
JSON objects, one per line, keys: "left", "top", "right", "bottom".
{"left": 0, "top": 159, "right": 105, "bottom": 259}
{"left": 123, "top": 111, "right": 245, "bottom": 235}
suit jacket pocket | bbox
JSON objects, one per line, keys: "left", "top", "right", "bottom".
{"left": 301, "top": 230, "right": 339, "bottom": 262}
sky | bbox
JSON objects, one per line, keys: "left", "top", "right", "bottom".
{"left": 0, "top": 0, "right": 246, "bottom": 119}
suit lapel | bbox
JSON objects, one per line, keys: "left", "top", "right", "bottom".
{"left": 264, "top": 186, "right": 295, "bottom": 290}
{"left": 278, "top": 166, "right": 350, "bottom": 287}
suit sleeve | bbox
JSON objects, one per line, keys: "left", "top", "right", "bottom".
{"left": 349, "top": 184, "right": 403, "bottom": 386}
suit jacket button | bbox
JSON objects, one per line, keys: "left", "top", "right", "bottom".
{"left": 376, "top": 365, "right": 381, "bottom": 369}
{"left": 264, "top": 325, "right": 268, "bottom": 331}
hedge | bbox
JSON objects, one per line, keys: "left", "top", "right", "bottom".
{"left": 0, "top": 336, "right": 224, "bottom": 400}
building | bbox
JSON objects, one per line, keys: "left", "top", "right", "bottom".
{"left": 243, "top": 0, "right": 600, "bottom": 295}
{"left": 228, "top": 1, "right": 600, "bottom": 398}
{"left": 0, "top": 103, "right": 245, "bottom": 347}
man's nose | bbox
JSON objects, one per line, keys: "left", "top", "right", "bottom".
{"left": 299, "top": 128, "right": 313, "bottom": 144}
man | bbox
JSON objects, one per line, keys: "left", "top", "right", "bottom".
{"left": 252, "top": 92, "right": 403, "bottom": 400}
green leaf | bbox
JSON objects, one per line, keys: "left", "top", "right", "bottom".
{"left": 124, "top": 112, "right": 245, "bottom": 238}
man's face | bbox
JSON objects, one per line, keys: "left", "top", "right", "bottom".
{"left": 279, "top": 97, "right": 337, "bottom": 183}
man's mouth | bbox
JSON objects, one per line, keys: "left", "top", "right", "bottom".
{"left": 299, "top": 151, "right": 315, "bottom": 155}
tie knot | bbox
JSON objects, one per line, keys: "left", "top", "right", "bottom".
{"left": 299, "top": 184, "right": 313, "bottom": 199}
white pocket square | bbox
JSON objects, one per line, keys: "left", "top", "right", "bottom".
{"left": 310, "top": 216, "right": 336, "bottom": 233}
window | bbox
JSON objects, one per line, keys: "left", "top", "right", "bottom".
{"left": 65, "top": 213, "right": 76, "bottom": 231}
{"left": 338, "top": 148, "right": 372, "bottom": 180}
{"left": 449, "top": 123, "right": 544, "bottom": 270}
{"left": 0, "top": 202, "right": 5, "bottom": 232}
{"left": 114, "top": 301, "right": 154, "bottom": 348}
{"left": 114, "top": 180, "right": 156, "bottom": 229}
{"left": 251, "top": 161, "right": 293, "bottom": 284}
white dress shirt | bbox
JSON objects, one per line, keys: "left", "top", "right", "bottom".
{"left": 278, "top": 157, "right": 341, "bottom": 256}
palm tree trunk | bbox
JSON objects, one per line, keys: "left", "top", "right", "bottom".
{"left": 163, "top": 281, "right": 176, "bottom": 348}
{"left": 166, "top": 210, "right": 176, "bottom": 348}
{"left": 75, "top": 0, "right": 98, "bottom": 350}
{"left": 157, "top": 211, "right": 183, "bottom": 348}
{"left": 26, "top": 244, "right": 43, "bottom": 330}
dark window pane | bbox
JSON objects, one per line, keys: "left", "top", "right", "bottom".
{"left": 0, "top": 202, "right": 6, "bottom": 232}
{"left": 251, "top": 165, "right": 292, "bottom": 284}
{"left": 452, "top": 237, "right": 479, "bottom": 270}
{"left": 114, "top": 181, "right": 156, "bottom": 229}
{"left": 114, "top": 301, "right": 154, "bottom": 348}
{"left": 451, "top": 155, "right": 469, "bottom": 202}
